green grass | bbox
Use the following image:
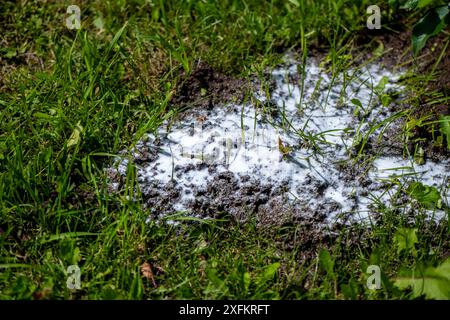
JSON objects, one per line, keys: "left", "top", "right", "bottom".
{"left": 0, "top": 0, "right": 449, "bottom": 299}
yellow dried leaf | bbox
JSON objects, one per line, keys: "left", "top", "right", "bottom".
{"left": 278, "top": 137, "right": 291, "bottom": 156}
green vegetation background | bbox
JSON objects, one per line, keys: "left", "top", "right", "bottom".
{"left": 0, "top": 0, "right": 449, "bottom": 299}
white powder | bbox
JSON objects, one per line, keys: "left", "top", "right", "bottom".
{"left": 110, "top": 59, "right": 449, "bottom": 225}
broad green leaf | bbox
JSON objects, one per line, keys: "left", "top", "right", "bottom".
{"left": 319, "top": 249, "right": 334, "bottom": 277}
{"left": 352, "top": 98, "right": 364, "bottom": 116}
{"left": 412, "top": 5, "right": 450, "bottom": 55}
{"left": 394, "top": 258, "right": 450, "bottom": 299}
{"left": 375, "top": 76, "right": 389, "bottom": 92}
{"left": 341, "top": 278, "right": 358, "bottom": 300}
{"left": 394, "top": 228, "right": 418, "bottom": 255}
{"left": 351, "top": 98, "right": 363, "bottom": 108}
{"left": 406, "top": 182, "right": 442, "bottom": 209}
{"left": 5, "top": 48, "right": 17, "bottom": 59}
{"left": 66, "top": 121, "right": 83, "bottom": 148}
{"left": 380, "top": 94, "right": 392, "bottom": 107}
{"left": 440, "top": 116, "right": 450, "bottom": 150}
{"left": 263, "top": 262, "right": 280, "bottom": 279}
{"left": 59, "top": 239, "right": 81, "bottom": 265}
{"left": 257, "top": 262, "right": 280, "bottom": 285}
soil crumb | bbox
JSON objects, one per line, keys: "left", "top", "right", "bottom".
{"left": 170, "top": 61, "right": 249, "bottom": 111}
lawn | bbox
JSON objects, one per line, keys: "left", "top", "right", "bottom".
{"left": 0, "top": 0, "right": 449, "bottom": 300}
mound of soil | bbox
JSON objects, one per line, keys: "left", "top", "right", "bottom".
{"left": 170, "top": 61, "right": 250, "bottom": 111}
{"left": 109, "top": 59, "right": 449, "bottom": 231}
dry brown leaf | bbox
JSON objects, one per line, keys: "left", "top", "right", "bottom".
{"left": 140, "top": 262, "right": 157, "bottom": 287}
{"left": 196, "top": 115, "right": 207, "bottom": 122}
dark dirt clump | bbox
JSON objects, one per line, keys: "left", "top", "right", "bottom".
{"left": 137, "top": 162, "right": 332, "bottom": 234}
{"left": 170, "top": 61, "right": 250, "bottom": 111}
